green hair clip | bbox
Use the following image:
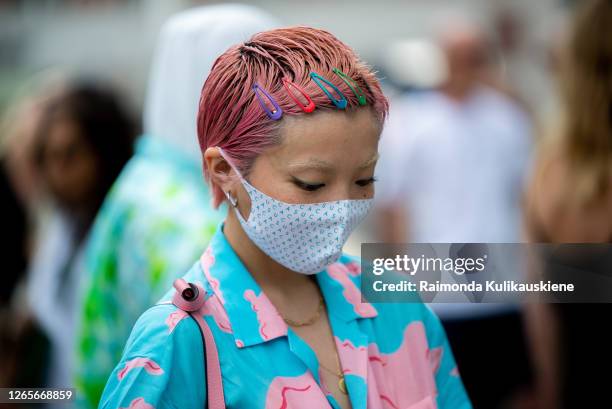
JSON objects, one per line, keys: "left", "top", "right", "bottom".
{"left": 332, "top": 68, "right": 367, "bottom": 106}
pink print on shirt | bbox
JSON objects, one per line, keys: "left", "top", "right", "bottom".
{"left": 201, "top": 292, "right": 232, "bottom": 333}
{"left": 345, "top": 261, "right": 361, "bottom": 276}
{"left": 117, "top": 357, "right": 164, "bottom": 380}
{"left": 367, "top": 321, "right": 441, "bottom": 409}
{"left": 428, "top": 346, "right": 443, "bottom": 375}
{"left": 265, "top": 374, "right": 329, "bottom": 409}
{"left": 165, "top": 310, "right": 188, "bottom": 334}
{"left": 334, "top": 337, "right": 368, "bottom": 379}
{"left": 119, "top": 397, "right": 154, "bottom": 409}
{"left": 326, "top": 262, "right": 377, "bottom": 318}
{"left": 201, "top": 246, "right": 225, "bottom": 304}
{"left": 244, "top": 289, "right": 287, "bottom": 341}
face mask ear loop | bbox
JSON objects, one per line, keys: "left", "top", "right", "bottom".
{"left": 216, "top": 147, "right": 262, "bottom": 197}
{"left": 224, "top": 190, "right": 238, "bottom": 207}
{"left": 216, "top": 147, "right": 245, "bottom": 182}
{"left": 216, "top": 146, "right": 246, "bottom": 207}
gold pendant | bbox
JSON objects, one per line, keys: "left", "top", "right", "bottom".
{"left": 338, "top": 376, "right": 348, "bottom": 394}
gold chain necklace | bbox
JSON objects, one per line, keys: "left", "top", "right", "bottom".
{"left": 281, "top": 296, "right": 324, "bottom": 327}
{"left": 279, "top": 295, "right": 348, "bottom": 394}
{"left": 319, "top": 352, "right": 348, "bottom": 394}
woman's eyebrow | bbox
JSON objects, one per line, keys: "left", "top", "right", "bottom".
{"left": 287, "top": 153, "right": 379, "bottom": 172}
{"left": 360, "top": 152, "right": 379, "bottom": 169}
{"left": 287, "top": 158, "right": 334, "bottom": 171}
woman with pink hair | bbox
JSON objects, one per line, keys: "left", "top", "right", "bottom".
{"left": 99, "top": 26, "right": 471, "bottom": 409}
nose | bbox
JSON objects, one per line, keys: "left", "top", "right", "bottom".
{"left": 327, "top": 184, "right": 353, "bottom": 202}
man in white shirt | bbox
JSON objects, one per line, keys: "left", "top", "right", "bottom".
{"left": 376, "top": 22, "right": 534, "bottom": 409}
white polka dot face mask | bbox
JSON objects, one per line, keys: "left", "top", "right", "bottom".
{"left": 218, "top": 147, "right": 373, "bottom": 275}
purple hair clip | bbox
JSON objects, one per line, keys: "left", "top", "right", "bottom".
{"left": 252, "top": 83, "right": 283, "bottom": 120}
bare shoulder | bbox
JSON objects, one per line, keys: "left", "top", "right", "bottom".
{"left": 526, "top": 144, "right": 612, "bottom": 242}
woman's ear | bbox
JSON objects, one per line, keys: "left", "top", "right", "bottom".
{"left": 204, "top": 147, "right": 234, "bottom": 191}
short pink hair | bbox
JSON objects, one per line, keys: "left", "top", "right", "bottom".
{"left": 197, "top": 26, "right": 389, "bottom": 208}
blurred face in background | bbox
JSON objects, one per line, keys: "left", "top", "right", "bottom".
{"left": 440, "top": 25, "right": 487, "bottom": 96}
{"left": 40, "top": 113, "right": 100, "bottom": 211}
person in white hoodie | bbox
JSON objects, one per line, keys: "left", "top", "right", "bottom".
{"left": 72, "top": 6, "right": 278, "bottom": 408}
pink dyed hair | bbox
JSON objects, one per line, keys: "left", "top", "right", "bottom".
{"left": 197, "top": 26, "right": 389, "bottom": 208}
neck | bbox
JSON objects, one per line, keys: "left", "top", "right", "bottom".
{"left": 440, "top": 80, "right": 475, "bottom": 102}
{"left": 222, "top": 208, "right": 319, "bottom": 304}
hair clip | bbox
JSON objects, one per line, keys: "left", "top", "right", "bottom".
{"left": 282, "top": 77, "right": 316, "bottom": 113}
{"left": 332, "top": 68, "right": 367, "bottom": 106}
{"left": 253, "top": 83, "right": 283, "bottom": 120}
{"left": 309, "top": 72, "right": 347, "bottom": 109}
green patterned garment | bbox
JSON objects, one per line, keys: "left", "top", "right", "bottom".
{"left": 74, "top": 136, "right": 223, "bottom": 409}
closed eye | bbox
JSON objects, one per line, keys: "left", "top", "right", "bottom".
{"left": 292, "top": 177, "right": 325, "bottom": 192}
{"left": 356, "top": 177, "right": 377, "bottom": 187}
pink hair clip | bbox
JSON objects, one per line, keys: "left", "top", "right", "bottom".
{"left": 282, "top": 77, "right": 316, "bottom": 113}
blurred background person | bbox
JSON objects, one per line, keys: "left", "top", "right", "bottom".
{"left": 72, "top": 5, "right": 279, "bottom": 409}
{"left": 0, "top": 75, "right": 66, "bottom": 309}
{"left": 26, "top": 80, "right": 137, "bottom": 400}
{"left": 377, "top": 19, "right": 533, "bottom": 244}
{"left": 0, "top": 87, "right": 47, "bottom": 314}
{"left": 524, "top": 0, "right": 612, "bottom": 408}
{"left": 0, "top": 79, "right": 58, "bottom": 394}
{"left": 375, "top": 18, "right": 534, "bottom": 409}
{"left": 0, "top": 132, "right": 29, "bottom": 389}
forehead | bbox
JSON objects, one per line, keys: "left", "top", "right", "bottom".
{"left": 267, "top": 108, "right": 381, "bottom": 163}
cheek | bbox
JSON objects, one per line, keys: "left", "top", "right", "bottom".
{"left": 359, "top": 183, "right": 375, "bottom": 199}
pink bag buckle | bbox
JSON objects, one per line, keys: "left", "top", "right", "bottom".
{"left": 172, "top": 278, "right": 226, "bottom": 409}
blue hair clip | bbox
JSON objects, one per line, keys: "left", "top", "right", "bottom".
{"left": 309, "top": 72, "right": 348, "bottom": 109}
{"left": 253, "top": 83, "right": 283, "bottom": 120}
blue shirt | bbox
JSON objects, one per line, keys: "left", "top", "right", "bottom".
{"left": 99, "top": 224, "right": 471, "bottom": 409}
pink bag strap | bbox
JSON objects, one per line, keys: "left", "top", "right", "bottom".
{"left": 172, "top": 278, "right": 226, "bottom": 409}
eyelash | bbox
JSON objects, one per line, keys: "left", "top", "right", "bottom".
{"left": 356, "top": 176, "right": 377, "bottom": 187}
{"left": 292, "top": 177, "right": 377, "bottom": 192}
{"left": 293, "top": 179, "right": 325, "bottom": 191}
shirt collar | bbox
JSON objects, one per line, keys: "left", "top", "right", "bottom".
{"left": 198, "top": 223, "right": 377, "bottom": 348}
